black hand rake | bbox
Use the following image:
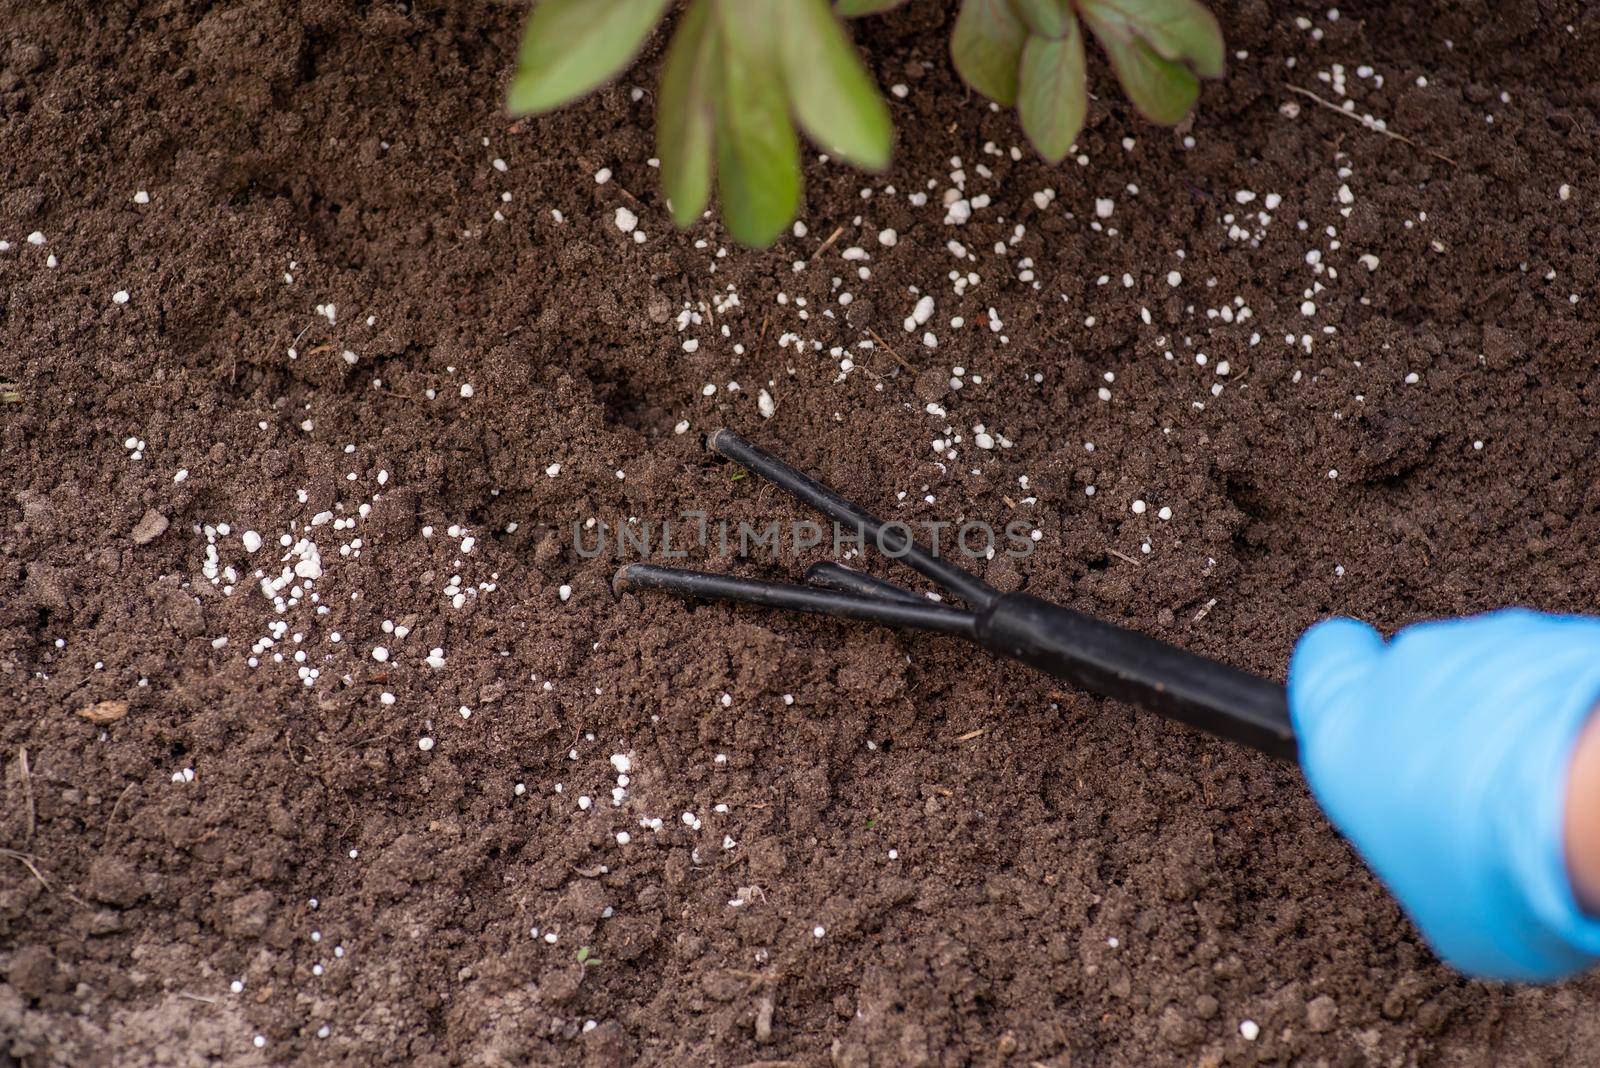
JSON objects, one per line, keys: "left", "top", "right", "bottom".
{"left": 613, "top": 429, "right": 1296, "bottom": 759}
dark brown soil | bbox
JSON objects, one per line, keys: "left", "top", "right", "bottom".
{"left": 5, "top": 0, "right": 1600, "bottom": 1064}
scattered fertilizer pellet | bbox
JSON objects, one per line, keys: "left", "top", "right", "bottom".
{"left": 559, "top": 584, "right": 572, "bottom": 601}
{"left": 615, "top": 831, "right": 631, "bottom": 845}
{"left": 614, "top": 206, "right": 639, "bottom": 233}
{"left": 1240, "top": 1020, "right": 1260, "bottom": 1041}
{"left": 813, "top": 925, "right": 826, "bottom": 939}
{"left": 112, "top": 290, "right": 130, "bottom": 304}
{"left": 418, "top": 737, "right": 434, "bottom": 751}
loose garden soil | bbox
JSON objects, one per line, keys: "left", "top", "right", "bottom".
{"left": 5, "top": 1, "right": 1600, "bottom": 1064}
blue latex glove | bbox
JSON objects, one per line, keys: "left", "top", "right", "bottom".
{"left": 1289, "top": 608, "right": 1600, "bottom": 981}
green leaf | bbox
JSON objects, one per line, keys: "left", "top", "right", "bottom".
{"left": 1017, "top": 20, "right": 1086, "bottom": 162}
{"left": 658, "top": 0, "right": 718, "bottom": 227}
{"left": 1077, "top": 0, "right": 1224, "bottom": 78}
{"left": 714, "top": 0, "right": 802, "bottom": 247}
{"left": 1089, "top": 26, "right": 1198, "bottom": 124}
{"left": 835, "top": 0, "right": 907, "bottom": 14}
{"left": 781, "top": 0, "right": 892, "bottom": 171}
{"left": 951, "top": 0, "right": 1027, "bottom": 106}
{"left": 508, "top": 0, "right": 671, "bottom": 116}
{"left": 1009, "top": 0, "right": 1073, "bottom": 38}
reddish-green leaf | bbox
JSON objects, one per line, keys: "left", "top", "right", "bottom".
{"left": 1009, "top": 0, "right": 1073, "bottom": 38}
{"left": 835, "top": 0, "right": 908, "bottom": 15}
{"left": 781, "top": 0, "right": 892, "bottom": 170}
{"left": 1089, "top": 24, "right": 1198, "bottom": 124}
{"left": 1078, "top": 0, "right": 1224, "bottom": 78}
{"left": 1017, "top": 18, "right": 1086, "bottom": 162}
{"left": 714, "top": 0, "right": 802, "bottom": 246}
{"left": 657, "top": 0, "right": 717, "bottom": 226}
{"left": 951, "top": 0, "right": 1027, "bottom": 106}
{"left": 508, "top": 0, "right": 671, "bottom": 115}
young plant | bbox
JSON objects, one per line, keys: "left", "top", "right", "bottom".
{"left": 506, "top": 0, "right": 1222, "bottom": 244}
{"left": 950, "top": 0, "right": 1224, "bottom": 162}
{"left": 509, "top": 0, "right": 891, "bottom": 248}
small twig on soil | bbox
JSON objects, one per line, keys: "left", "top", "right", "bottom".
{"left": 1, "top": 849, "right": 49, "bottom": 888}
{"left": 759, "top": 312, "right": 771, "bottom": 347}
{"left": 1107, "top": 548, "right": 1142, "bottom": 568}
{"left": 1193, "top": 597, "right": 1218, "bottom": 623}
{"left": 349, "top": 727, "right": 401, "bottom": 749}
{"left": 102, "top": 782, "right": 136, "bottom": 850}
{"left": 176, "top": 992, "right": 218, "bottom": 1005}
{"left": 18, "top": 747, "right": 35, "bottom": 842}
{"left": 864, "top": 327, "right": 913, "bottom": 373}
{"left": 810, "top": 225, "right": 846, "bottom": 262}
{"left": 0, "top": 848, "right": 88, "bottom": 906}
{"left": 1001, "top": 496, "right": 1018, "bottom": 509}
{"left": 955, "top": 728, "right": 987, "bottom": 742}
{"left": 1285, "top": 85, "right": 1458, "bottom": 166}
{"left": 725, "top": 969, "right": 783, "bottom": 985}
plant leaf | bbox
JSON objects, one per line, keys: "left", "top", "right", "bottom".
{"left": 1077, "top": 0, "right": 1223, "bottom": 78}
{"left": 1087, "top": 23, "right": 1198, "bottom": 124}
{"left": 658, "top": 0, "right": 718, "bottom": 226}
{"left": 835, "top": 0, "right": 907, "bottom": 15}
{"left": 781, "top": 0, "right": 893, "bottom": 171}
{"left": 508, "top": 0, "right": 672, "bottom": 115}
{"left": 714, "top": 0, "right": 802, "bottom": 246}
{"left": 1009, "top": 0, "right": 1073, "bottom": 38}
{"left": 951, "top": 0, "right": 1027, "bottom": 106}
{"left": 1017, "top": 19, "right": 1086, "bottom": 162}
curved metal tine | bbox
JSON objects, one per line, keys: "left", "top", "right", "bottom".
{"left": 708, "top": 429, "right": 999, "bottom": 609}
{"left": 615, "top": 564, "right": 979, "bottom": 638}
{"left": 804, "top": 562, "right": 924, "bottom": 605}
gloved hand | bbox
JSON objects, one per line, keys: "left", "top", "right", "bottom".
{"left": 1289, "top": 608, "right": 1600, "bottom": 981}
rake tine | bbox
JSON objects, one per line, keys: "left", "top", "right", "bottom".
{"left": 708, "top": 429, "right": 999, "bottom": 609}
{"left": 614, "top": 564, "right": 979, "bottom": 638}
{"left": 804, "top": 561, "right": 925, "bottom": 605}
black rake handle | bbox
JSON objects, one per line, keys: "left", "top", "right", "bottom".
{"left": 976, "top": 593, "right": 1296, "bottom": 760}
